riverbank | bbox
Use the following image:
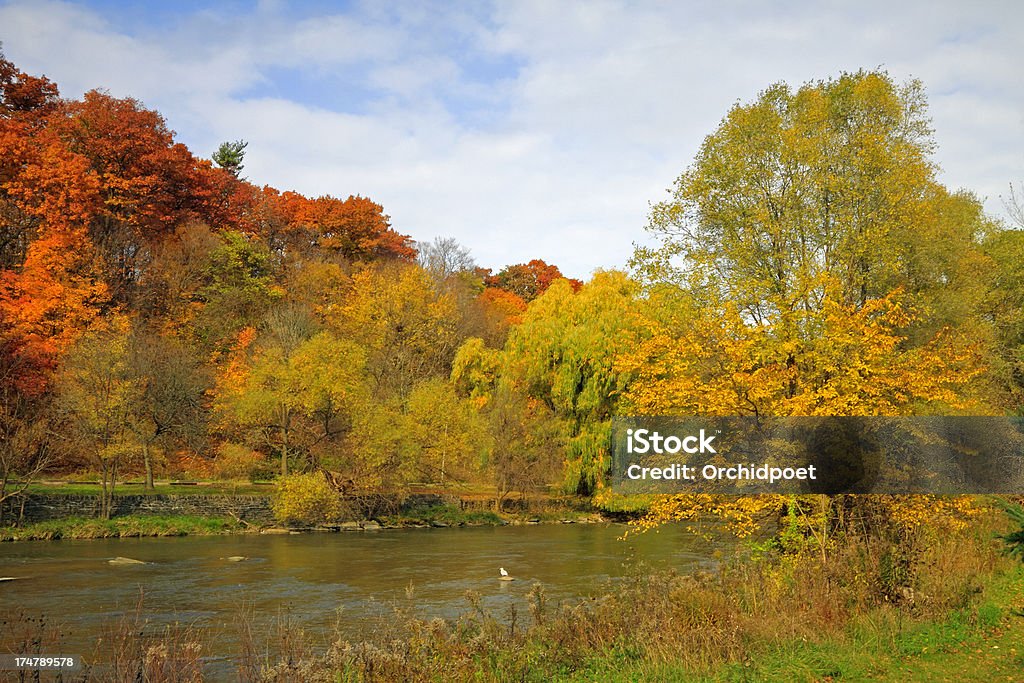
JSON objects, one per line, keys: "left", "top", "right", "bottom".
{"left": 2, "top": 508, "right": 1017, "bottom": 681}
{"left": 0, "top": 514, "right": 249, "bottom": 541}
{"left": 0, "top": 503, "right": 608, "bottom": 541}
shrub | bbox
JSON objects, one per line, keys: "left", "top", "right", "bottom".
{"left": 213, "top": 442, "right": 264, "bottom": 483}
{"left": 272, "top": 473, "right": 342, "bottom": 525}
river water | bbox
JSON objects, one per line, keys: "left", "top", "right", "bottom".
{"left": 0, "top": 523, "right": 719, "bottom": 670}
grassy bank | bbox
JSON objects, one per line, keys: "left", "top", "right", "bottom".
{"left": 0, "top": 504, "right": 604, "bottom": 541}
{"left": 379, "top": 503, "right": 604, "bottom": 528}
{"left": 564, "top": 565, "right": 1024, "bottom": 682}
{"left": 0, "top": 514, "right": 248, "bottom": 541}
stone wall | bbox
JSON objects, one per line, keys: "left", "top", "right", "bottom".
{"left": 17, "top": 494, "right": 275, "bottom": 525}
{"left": 13, "top": 492, "right": 458, "bottom": 525}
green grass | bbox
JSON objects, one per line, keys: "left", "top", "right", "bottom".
{"left": 0, "top": 514, "right": 248, "bottom": 541}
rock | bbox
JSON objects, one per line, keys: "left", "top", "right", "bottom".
{"left": 362, "top": 521, "right": 381, "bottom": 531}
{"left": 108, "top": 557, "right": 146, "bottom": 565}
{"left": 430, "top": 521, "right": 449, "bottom": 528}
{"left": 260, "top": 528, "right": 291, "bottom": 534}
{"left": 498, "top": 576, "right": 515, "bottom": 581}
{"left": 0, "top": 577, "right": 25, "bottom": 582}
{"left": 339, "top": 522, "right": 361, "bottom": 531}
{"left": 226, "top": 556, "right": 247, "bottom": 562}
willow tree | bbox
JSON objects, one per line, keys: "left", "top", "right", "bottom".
{"left": 502, "top": 270, "right": 641, "bottom": 495}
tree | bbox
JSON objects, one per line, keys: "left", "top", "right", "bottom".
{"left": 0, "top": 49, "right": 60, "bottom": 119}
{"left": 57, "top": 316, "right": 138, "bottom": 519}
{"left": 52, "top": 90, "right": 214, "bottom": 304}
{"left": 628, "top": 70, "right": 991, "bottom": 418}
{"left": 634, "top": 72, "right": 988, "bottom": 317}
{"left": 286, "top": 194, "right": 417, "bottom": 262}
{"left": 484, "top": 259, "right": 582, "bottom": 303}
{"left": 217, "top": 317, "right": 365, "bottom": 477}
{"left": 984, "top": 229, "right": 1024, "bottom": 411}
{"left": 195, "top": 230, "right": 281, "bottom": 350}
{"left": 1003, "top": 180, "right": 1024, "bottom": 230}
{"left": 127, "top": 330, "right": 209, "bottom": 489}
{"left": 502, "top": 271, "right": 642, "bottom": 494}
{"left": 485, "top": 389, "right": 563, "bottom": 511}
{"left": 625, "top": 70, "right": 991, "bottom": 555}
{"left": 0, "top": 319, "right": 54, "bottom": 524}
{"left": 405, "top": 378, "right": 485, "bottom": 485}
{"left": 330, "top": 263, "right": 459, "bottom": 400}
{"left": 213, "top": 140, "right": 248, "bottom": 178}
{"left": 417, "top": 236, "right": 476, "bottom": 283}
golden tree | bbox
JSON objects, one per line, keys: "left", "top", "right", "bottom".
{"left": 625, "top": 71, "right": 999, "bottom": 551}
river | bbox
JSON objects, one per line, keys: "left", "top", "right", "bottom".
{"left": 0, "top": 523, "right": 720, "bottom": 672}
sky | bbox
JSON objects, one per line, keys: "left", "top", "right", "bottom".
{"left": 1, "top": 0, "right": 1022, "bottom": 278}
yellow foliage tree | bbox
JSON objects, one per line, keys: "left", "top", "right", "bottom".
{"left": 625, "top": 71, "right": 997, "bottom": 552}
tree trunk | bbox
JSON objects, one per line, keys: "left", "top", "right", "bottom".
{"left": 143, "top": 442, "right": 154, "bottom": 490}
{"left": 99, "top": 463, "right": 109, "bottom": 520}
{"left": 281, "top": 431, "right": 289, "bottom": 477}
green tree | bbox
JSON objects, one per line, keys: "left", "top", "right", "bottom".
{"left": 212, "top": 140, "right": 248, "bottom": 178}
{"left": 405, "top": 378, "right": 485, "bottom": 485}
{"left": 502, "top": 270, "right": 641, "bottom": 494}
{"left": 624, "top": 70, "right": 995, "bottom": 554}
{"left": 634, "top": 71, "right": 987, "bottom": 320}
{"left": 197, "top": 230, "right": 281, "bottom": 350}
{"left": 218, "top": 321, "right": 364, "bottom": 477}
{"left": 984, "top": 229, "right": 1024, "bottom": 411}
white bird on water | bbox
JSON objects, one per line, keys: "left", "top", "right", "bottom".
{"left": 499, "top": 567, "right": 514, "bottom": 581}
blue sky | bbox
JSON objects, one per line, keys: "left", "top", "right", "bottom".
{"left": 2, "top": 0, "right": 1022, "bottom": 277}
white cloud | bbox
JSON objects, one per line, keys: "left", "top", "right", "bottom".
{"left": 1, "top": 0, "right": 1021, "bottom": 278}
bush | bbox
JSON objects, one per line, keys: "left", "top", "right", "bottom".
{"left": 213, "top": 442, "right": 264, "bottom": 483}
{"left": 272, "top": 473, "right": 342, "bottom": 525}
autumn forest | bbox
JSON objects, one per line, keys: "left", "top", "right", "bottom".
{"left": 2, "top": 52, "right": 1024, "bottom": 523}
{"left": 4, "top": 30, "right": 1024, "bottom": 680}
